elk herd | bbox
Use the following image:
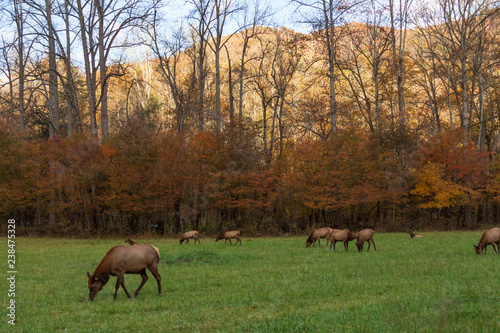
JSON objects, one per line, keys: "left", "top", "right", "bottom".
{"left": 87, "top": 226, "right": 500, "bottom": 301}
{"left": 306, "top": 227, "right": 376, "bottom": 252}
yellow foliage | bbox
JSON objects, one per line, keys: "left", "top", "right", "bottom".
{"left": 411, "top": 163, "right": 467, "bottom": 209}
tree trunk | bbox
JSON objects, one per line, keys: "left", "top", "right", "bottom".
{"left": 46, "top": 0, "right": 59, "bottom": 137}
{"left": 97, "top": 0, "right": 109, "bottom": 139}
{"left": 15, "top": 0, "right": 26, "bottom": 131}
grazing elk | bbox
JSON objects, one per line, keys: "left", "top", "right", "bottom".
{"left": 124, "top": 238, "right": 138, "bottom": 245}
{"left": 180, "top": 230, "right": 201, "bottom": 245}
{"left": 474, "top": 227, "right": 500, "bottom": 255}
{"left": 87, "top": 243, "right": 161, "bottom": 301}
{"left": 306, "top": 227, "right": 333, "bottom": 247}
{"left": 408, "top": 231, "right": 422, "bottom": 238}
{"left": 356, "top": 229, "right": 376, "bottom": 252}
{"left": 328, "top": 229, "right": 356, "bottom": 251}
{"left": 215, "top": 230, "right": 241, "bottom": 245}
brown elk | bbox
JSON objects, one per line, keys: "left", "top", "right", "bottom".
{"left": 87, "top": 243, "right": 161, "bottom": 301}
{"left": 356, "top": 229, "right": 376, "bottom": 252}
{"left": 474, "top": 227, "right": 500, "bottom": 255}
{"left": 180, "top": 230, "right": 201, "bottom": 245}
{"left": 124, "top": 238, "right": 138, "bottom": 245}
{"left": 215, "top": 230, "right": 241, "bottom": 245}
{"left": 306, "top": 227, "right": 333, "bottom": 247}
{"left": 328, "top": 229, "right": 356, "bottom": 251}
{"left": 408, "top": 231, "right": 422, "bottom": 238}
{"left": 325, "top": 228, "right": 340, "bottom": 248}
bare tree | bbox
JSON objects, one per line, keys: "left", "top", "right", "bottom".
{"left": 148, "top": 14, "right": 195, "bottom": 132}
{"left": 293, "top": 0, "right": 363, "bottom": 135}
{"left": 206, "top": 0, "right": 243, "bottom": 132}
{"left": 60, "top": 0, "right": 82, "bottom": 137}
{"left": 388, "top": 0, "right": 413, "bottom": 126}
{"left": 249, "top": 28, "right": 301, "bottom": 163}
{"left": 2, "top": 0, "right": 29, "bottom": 131}
{"left": 0, "top": 39, "right": 17, "bottom": 129}
{"left": 338, "top": 1, "right": 391, "bottom": 133}
{"left": 72, "top": 0, "right": 158, "bottom": 139}
{"left": 236, "top": 0, "right": 272, "bottom": 122}
{"left": 187, "top": 0, "right": 214, "bottom": 131}
{"left": 438, "top": 0, "right": 498, "bottom": 135}
{"left": 411, "top": 8, "right": 444, "bottom": 135}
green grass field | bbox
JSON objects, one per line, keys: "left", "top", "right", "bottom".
{"left": 2, "top": 232, "right": 499, "bottom": 332}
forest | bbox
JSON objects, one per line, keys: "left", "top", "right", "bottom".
{"left": 1, "top": 0, "right": 500, "bottom": 235}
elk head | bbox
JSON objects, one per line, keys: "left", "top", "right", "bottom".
{"left": 356, "top": 242, "right": 363, "bottom": 252}
{"left": 87, "top": 272, "right": 105, "bottom": 301}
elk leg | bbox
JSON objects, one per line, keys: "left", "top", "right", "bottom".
{"left": 371, "top": 238, "right": 376, "bottom": 251}
{"left": 367, "top": 240, "right": 371, "bottom": 252}
{"left": 134, "top": 269, "right": 149, "bottom": 298}
{"left": 236, "top": 237, "right": 241, "bottom": 245}
{"left": 148, "top": 265, "right": 162, "bottom": 295}
{"left": 114, "top": 277, "right": 120, "bottom": 299}
{"left": 115, "top": 274, "right": 131, "bottom": 299}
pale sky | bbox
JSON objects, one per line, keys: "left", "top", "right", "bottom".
{"left": 164, "top": 0, "right": 309, "bottom": 34}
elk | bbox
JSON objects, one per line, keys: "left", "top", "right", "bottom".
{"left": 356, "top": 229, "right": 376, "bottom": 252}
{"left": 124, "top": 238, "right": 138, "bottom": 245}
{"left": 408, "top": 231, "right": 422, "bottom": 238}
{"left": 474, "top": 227, "right": 500, "bottom": 255}
{"left": 328, "top": 229, "right": 356, "bottom": 251}
{"left": 325, "top": 228, "right": 340, "bottom": 248}
{"left": 306, "top": 227, "right": 333, "bottom": 247}
{"left": 215, "top": 230, "right": 241, "bottom": 245}
{"left": 180, "top": 230, "right": 201, "bottom": 245}
{"left": 87, "top": 243, "right": 161, "bottom": 301}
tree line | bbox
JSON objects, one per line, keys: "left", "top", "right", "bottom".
{"left": 1, "top": 0, "right": 500, "bottom": 235}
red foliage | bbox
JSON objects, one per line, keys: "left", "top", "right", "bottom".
{"left": 283, "top": 133, "right": 402, "bottom": 210}
{"left": 415, "top": 130, "right": 491, "bottom": 194}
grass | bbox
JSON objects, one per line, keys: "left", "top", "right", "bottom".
{"left": 1, "top": 232, "right": 499, "bottom": 332}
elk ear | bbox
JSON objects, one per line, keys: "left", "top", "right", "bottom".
{"left": 87, "top": 272, "right": 91, "bottom": 279}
